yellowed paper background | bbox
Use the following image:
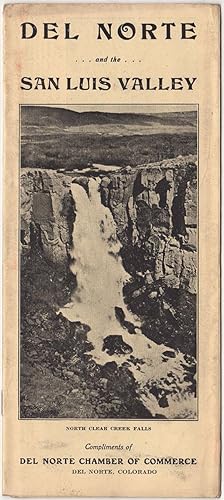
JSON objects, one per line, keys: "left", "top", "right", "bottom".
{"left": 3, "top": 4, "right": 220, "bottom": 497}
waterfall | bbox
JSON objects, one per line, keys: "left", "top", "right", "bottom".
{"left": 61, "top": 178, "right": 139, "bottom": 361}
{"left": 61, "top": 178, "right": 196, "bottom": 419}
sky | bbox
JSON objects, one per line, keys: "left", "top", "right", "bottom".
{"left": 43, "top": 104, "right": 197, "bottom": 114}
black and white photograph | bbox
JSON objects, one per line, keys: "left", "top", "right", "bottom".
{"left": 20, "top": 104, "right": 197, "bottom": 420}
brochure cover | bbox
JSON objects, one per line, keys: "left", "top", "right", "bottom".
{"left": 3, "top": 3, "right": 220, "bottom": 497}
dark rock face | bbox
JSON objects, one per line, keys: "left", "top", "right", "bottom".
{"left": 101, "top": 156, "right": 197, "bottom": 295}
{"left": 103, "top": 335, "right": 133, "bottom": 356}
{"left": 21, "top": 170, "right": 75, "bottom": 263}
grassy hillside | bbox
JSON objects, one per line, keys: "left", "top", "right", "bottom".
{"left": 21, "top": 106, "right": 197, "bottom": 129}
{"left": 21, "top": 106, "right": 197, "bottom": 170}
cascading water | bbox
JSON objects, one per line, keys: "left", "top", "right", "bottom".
{"left": 61, "top": 178, "right": 196, "bottom": 419}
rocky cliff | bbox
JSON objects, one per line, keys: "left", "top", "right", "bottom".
{"left": 20, "top": 155, "right": 197, "bottom": 419}
{"left": 21, "top": 154, "right": 197, "bottom": 295}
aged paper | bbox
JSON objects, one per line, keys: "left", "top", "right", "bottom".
{"left": 3, "top": 3, "right": 220, "bottom": 497}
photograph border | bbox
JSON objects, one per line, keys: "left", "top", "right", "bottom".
{"left": 18, "top": 102, "right": 199, "bottom": 422}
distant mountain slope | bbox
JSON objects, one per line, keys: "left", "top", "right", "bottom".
{"left": 21, "top": 105, "right": 197, "bottom": 130}
{"left": 21, "top": 105, "right": 197, "bottom": 170}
